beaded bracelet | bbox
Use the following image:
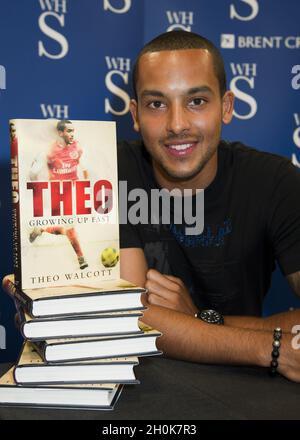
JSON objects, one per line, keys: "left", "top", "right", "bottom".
{"left": 269, "top": 327, "right": 282, "bottom": 377}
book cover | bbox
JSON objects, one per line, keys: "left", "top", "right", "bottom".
{"left": 10, "top": 119, "right": 119, "bottom": 290}
{"left": 2, "top": 274, "right": 145, "bottom": 318}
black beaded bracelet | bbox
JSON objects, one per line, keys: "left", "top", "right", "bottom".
{"left": 269, "top": 327, "right": 282, "bottom": 377}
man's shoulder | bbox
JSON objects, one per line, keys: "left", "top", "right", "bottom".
{"left": 117, "top": 139, "right": 154, "bottom": 189}
{"left": 72, "top": 139, "right": 81, "bottom": 148}
{"left": 221, "top": 140, "right": 297, "bottom": 179}
{"left": 71, "top": 140, "right": 83, "bottom": 154}
{"left": 222, "top": 140, "right": 290, "bottom": 164}
{"left": 117, "top": 139, "right": 144, "bottom": 159}
{"left": 117, "top": 140, "right": 146, "bottom": 175}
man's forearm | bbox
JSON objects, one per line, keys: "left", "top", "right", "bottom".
{"left": 225, "top": 310, "right": 300, "bottom": 333}
{"left": 142, "top": 305, "right": 271, "bottom": 367}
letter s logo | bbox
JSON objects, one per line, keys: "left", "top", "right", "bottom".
{"left": 230, "top": 76, "right": 257, "bottom": 120}
{"left": 105, "top": 71, "right": 130, "bottom": 116}
{"left": 230, "top": 0, "right": 259, "bottom": 21}
{"left": 293, "top": 126, "right": 300, "bottom": 149}
{"left": 104, "top": 0, "right": 131, "bottom": 14}
{"left": 38, "top": 12, "right": 69, "bottom": 60}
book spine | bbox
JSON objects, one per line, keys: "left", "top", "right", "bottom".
{"left": 10, "top": 120, "right": 22, "bottom": 289}
{"left": 12, "top": 367, "right": 19, "bottom": 384}
{"left": 18, "top": 308, "right": 27, "bottom": 339}
{"left": 13, "top": 341, "right": 26, "bottom": 384}
{"left": 32, "top": 340, "right": 47, "bottom": 362}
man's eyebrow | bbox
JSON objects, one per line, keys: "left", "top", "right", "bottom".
{"left": 140, "top": 86, "right": 214, "bottom": 98}
{"left": 187, "top": 86, "right": 213, "bottom": 95}
{"left": 141, "top": 90, "right": 164, "bottom": 98}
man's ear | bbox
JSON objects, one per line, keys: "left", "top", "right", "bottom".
{"left": 222, "top": 91, "right": 235, "bottom": 125}
{"left": 130, "top": 99, "right": 140, "bottom": 132}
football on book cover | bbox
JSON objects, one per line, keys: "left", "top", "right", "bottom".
{"left": 10, "top": 119, "right": 119, "bottom": 289}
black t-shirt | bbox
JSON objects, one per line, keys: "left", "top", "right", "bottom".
{"left": 118, "top": 140, "right": 300, "bottom": 316}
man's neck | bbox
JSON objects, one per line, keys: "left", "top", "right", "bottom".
{"left": 152, "top": 150, "right": 218, "bottom": 194}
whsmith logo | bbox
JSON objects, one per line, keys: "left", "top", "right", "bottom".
{"left": 0, "top": 65, "right": 6, "bottom": 90}
{"left": 221, "top": 34, "right": 300, "bottom": 49}
{"left": 166, "top": 11, "right": 194, "bottom": 32}
{"left": 0, "top": 325, "right": 6, "bottom": 350}
{"left": 292, "top": 113, "right": 300, "bottom": 168}
{"left": 40, "top": 104, "right": 69, "bottom": 119}
{"left": 103, "top": 0, "right": 131, "bottom": 14}
{"left": 38, "top": 0, "right": 69, "bottom": 60}
{"left": 292, "top": 65, "right": 300, "bottom": 90}
{"left": 230, "top": 63, "right": 257, "bottom": 120}
{"left": 230, "top": 0, "right": 259, "bottom": 21}
{"left": 105, "top": 56, "right": 131, "bottom": 116}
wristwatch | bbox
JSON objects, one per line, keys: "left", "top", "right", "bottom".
{"left": 195, "top": 309, "right": 224, "bottom": 325}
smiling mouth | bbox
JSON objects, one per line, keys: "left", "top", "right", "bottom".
{"left": 164, "top": 142, "right": 197, "bottom": 157}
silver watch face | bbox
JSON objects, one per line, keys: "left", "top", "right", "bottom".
{"left": 200, "top": 309, "right": 224, "bottom": 325}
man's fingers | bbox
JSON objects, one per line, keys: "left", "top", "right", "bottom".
{"left": 147, "top": 293, "right": 176, "bottom": 309}
{"left": 141, "top": 292, "right": 148, "bottom": 307}
{"left": 164, "top": 274, "right": 185, "bottom": 287}
{"left": 145, "top": 279, "right": 175, "bottom": 301}
{"left": 14, "top": 312, "right": 21, "bottom": 330}
{"left": 147, "top": 269, "right": 181, "bottom": 292}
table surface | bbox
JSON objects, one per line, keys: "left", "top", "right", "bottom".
{"left": 0, "top": 356, "right": 300, "bottom": 420}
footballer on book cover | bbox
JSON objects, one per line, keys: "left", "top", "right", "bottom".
{"left": 10, "top": 119, "right": 120, "bottom": 289}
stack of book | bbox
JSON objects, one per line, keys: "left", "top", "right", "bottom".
{"left": 1, "top": 275, "right": 161, "bottom": 410}
{"left": 0, "top": 119, "right": 161, "bottom": 410}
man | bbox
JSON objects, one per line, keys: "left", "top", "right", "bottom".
{"left": 118, "top": 31, "right": 300, "bottom": 382}
{"left": 29, "top": 120, "right": 89, "bottom": 270}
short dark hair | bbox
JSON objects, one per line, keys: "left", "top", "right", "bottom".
{"left": 57, "top": 120, "right": 72, "bottom": 132}
{"left": 132, "top": 30, "right": 227, "bottom": 98}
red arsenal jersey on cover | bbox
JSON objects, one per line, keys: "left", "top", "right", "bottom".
{"left": 47, "top": 140, "right": 83, "bottom": 181}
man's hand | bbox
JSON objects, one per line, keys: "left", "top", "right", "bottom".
{"left": 14, "top": 311, "right": 21, "bottom": 331}
{"left": 278, "top": 332, "right": 300, "bottom": 382}
{"left": 145, "top": 269, "right": 199, "bottom": 316}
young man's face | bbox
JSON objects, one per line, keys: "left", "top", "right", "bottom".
{"left": 130, "top": 49, "right": 234, "bottom": 184}
{"left": 59, "top": 123, "right": 75, "bottom": 145}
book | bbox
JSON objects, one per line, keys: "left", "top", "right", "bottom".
{"left": 0, "top": 367, "right": 122, "bottom": 410}
{"left": 14, "top": 342, "right": 139, "bottom": 385}
{"left": 19, "top": 310, "right": 144, "bottom": 340}
{"left": 34, "top": 330, "right": 162, "bottom": 363}
{"left": 3, "top": 274, "right": 145, "bottom": 318}
{"left": 10, "top": 119, "right": 119, "bottom": 290}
